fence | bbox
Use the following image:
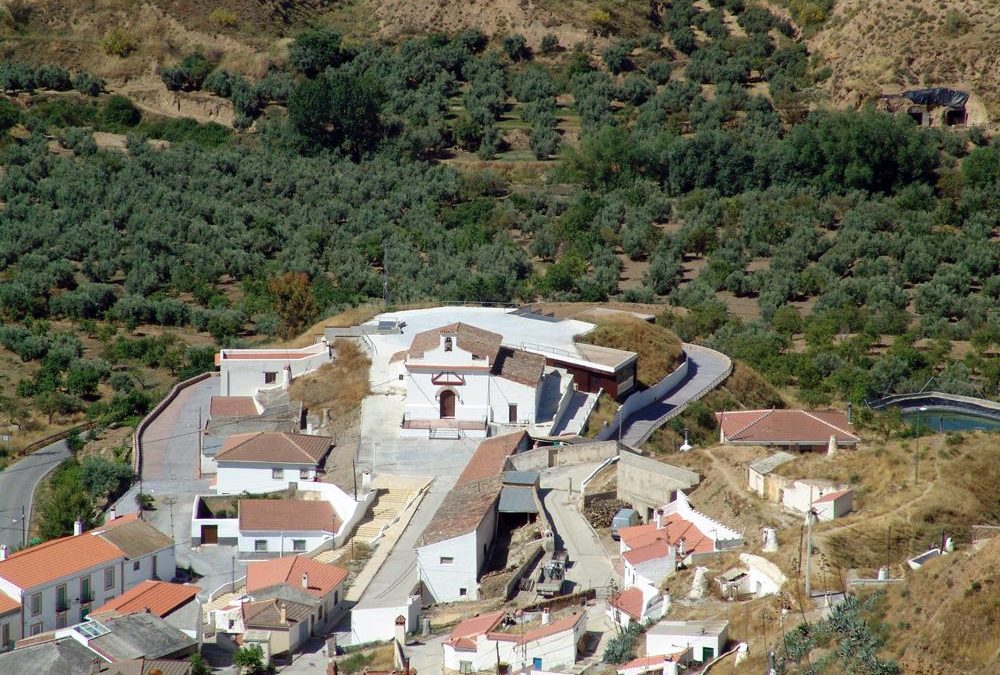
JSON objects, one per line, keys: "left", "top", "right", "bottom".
{"left": 595, "top": 357, "right": 691, "bottom": 442}
{"left": 520, "top": 588, "right": 596, "bottom": 613}
{"left": 132, "top": 371, "right": 214, "bottom": 479}
{"left": 6, "top": 419, "right": 98, "bottom": 461}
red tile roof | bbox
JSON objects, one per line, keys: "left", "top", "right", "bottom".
{"left": 246, "top": 555, "right": 348, "bottom": 599}
{"left": 609, "top": 587, "right": 644, "bottom": 620}
{"left": 0, "top": 593, "right": 20, "bottom": 616}
{"left": 456, "top": 431, "right": 529, "bottom": 486}
{"left": 216, "top": 432, "right": 331, "bottom": 464}
{"left": 239, "top": 500, "right": 339, "bottom": 534}
{"left": 492, "top": 347, "right": 545, "bottom": 386}
{"left": 210, "top": 396, "right": 259, "bottom": 418}
{"left": 0, "top": 533, "right": 124, "bottom": 589}
{"left": 490, "top": 612, "right": 584, "bottom": 645}
{"left": 446, "top": 610, "right": 505, "bottom": 650}
{"left": 623, "top": 541, "right": 672, "bottom": 566}
{"left": 716, "top": 409, "right": 859, "bottom": 445}
{"left": 619, "top": 515, "right": 713, "bottom": 554}
{"left": 406, "top": 323, "right": 503, "bottom": 363}
{"left": 618, "top": 651, "right": 686, "bottom": 671}
{"left": 418, "top": 432, "right": 530, "bottom": 548}
{"left": 91, "top": 581, "right": 200, "bottom": 618}
{"left": 813, "top": 488, "right": 851, "bottom": 503}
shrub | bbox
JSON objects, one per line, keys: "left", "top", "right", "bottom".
{"left": 101, "top": 27, "right": 138, "bottom": 57}
{"left": 602, "top": 41, "right": 632, "bottom": 74}
{"left": 0, "top": 99, "right": 19, "bottom": 132}
{"left": 162, "top": 52, "right": 213, "bottom": 91}
{"left": 209, "top": 8, "right": 238, "bottom": 27}
{"left": 35, "top": 64, "right": 71, "bottom": 91}
{"left": 73, "top": 72, "right": 105, "bottom": 96}
{"left": 289, "top": 29, "right": 346, "bottom": 77}
{"left": 540, "top": 34, "right": 560, "bottom": 54}
{"left": 502, "top": 33, "right": 529, "bottom": 61}
{"left": 646, "top": 58, "right": 672, "bottom": 84}
{"left": 101, "top": 95, "right": 142, "bottom": 129}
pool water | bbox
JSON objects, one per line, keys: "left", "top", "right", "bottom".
{"left": 903, "top": 411, "right": 1000, "bottom": 433}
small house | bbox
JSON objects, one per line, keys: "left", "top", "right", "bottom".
{"left": 217, "top": 343, "right": 331, "bottom": 397}
{"left": 746, "top": 452, "right": 797, "bottom": 499}
{"left": 616, "top": 649, "right": 690, "bottom": 675}
{"left": 646, "top": 619, "right": 729, "bottom": 663}
{"left": 607, "top": 586, "right": 668, "bottom": 628}
{"left": 214, "top": 431, "right": 332, "bottom": 495}
{"left": 442, "top": 610, "right": 586, "bottom": 672}
{"left": 717, "top": 409, "right": 860, "bottom": 452}
{"left": 811, "top": 489, "right": 853, "bottom": 521}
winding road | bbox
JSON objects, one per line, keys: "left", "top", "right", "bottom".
{"left": 0, "top": 438, "right": 70, "bottom": 550}
{"left": 618, "top": 343, "right": 732, "bottom": 447}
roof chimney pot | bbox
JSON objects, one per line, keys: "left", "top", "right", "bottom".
{"left": 302, "top": 572, "right": 309, "bottom": 589}
{"left": 74, "top": 520, "right": 84, "bottom": 536}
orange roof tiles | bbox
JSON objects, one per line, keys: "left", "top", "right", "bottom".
{"left": 623, "top": 541, "right": 672, "bottom": 566}
{"left": 239, "top": 500, "right": 339, "bottom": 534}
{"left": 246, "top": 555, "right": 348, "bottom": 599}
{"left": 492, "top": 347, "right": 545, "bottom": 386}
{"left": 619, "top": 515, "right": 713, "bottom": 555}
{"left": 446, "top": 610, "right": 505, "bottom": 650}
{"left": 210, "top": 397, "right": 259, "bottom": 418}
{"left": 91, "top": 581, "right": 200, "bottom": 618}
{"left": 619, "top": 652, "right": 685, "bottom": 671}
{"left": 0, "top": 593, "right": 20, "bottom": 616}
{"left": 216, "top": 432, "right": 331, "bottom": 464}
{"left": 609, "top": 588, "right": 644, "bottom": 620}
{"left": 490, "top": 612, "right": 584, "bottom": 645}
{"left": 0, "top": 533, "right": 123, "bottom": 589}
{"left": 814, "top": 488, "right": 851, "bottom": 503}
{"left": 716, "top": 409, "right": 859, "bottom": 445}
{"left": 406, "top": 323, "right": 503, "bottom": 363}
{"left": 456, "top": 432, "right": 529, "bottom": 486}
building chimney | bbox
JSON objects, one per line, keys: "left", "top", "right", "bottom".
{"left": 302, "top": 573, "right": 309, "bottom": 590}
{"left": 394, "top": 615, "right": 407, "bottom": 667}
{"left": 847, "top": 402, "right": 853, "bottom": 425}
{"left": 654, "top": 509, "right": 664, "bottom": 530}
{"left": 74, "top": 520, "right": 84, "bottom": 536}
{"left": 282, "top": 364, "right": 292, "bottom": 390}
{"left": 0, "top": 545, "right": 7, "bottom": 561}
{"left": 826, "top": 435, "right": 837, "bottom": 458}
{"left": 677, "top": 538, "right": 686, "bottom": 557}
{"left": 279, "top": 603, "right": 287, "bottom": 625}
{"left": 108, "top": 508, "right": 116, "bottom": 522}
{"left": 541, "top": 608, "right": 550, "bottom": 625}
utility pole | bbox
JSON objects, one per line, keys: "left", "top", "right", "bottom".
{"left": 804, "top": 509, "right": 814, "bottom": 601}
{"left": 352, "top": 459, "right": 358, "bottom": 500}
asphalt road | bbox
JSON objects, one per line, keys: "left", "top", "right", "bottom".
{"left": 0, "top": 438, "right": 70, "bottom": 550}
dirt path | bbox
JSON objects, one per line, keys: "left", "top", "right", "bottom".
{"left": 703, "top": 447, "right": 746, "bottom": 496}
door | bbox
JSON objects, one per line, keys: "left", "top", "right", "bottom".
{"left": 439, "top": 390, "right": 456, "bottom": 418}
{"left": 702, "top": 646, "right": 715, "bottom": 661}
{"left": 201, "top": 524, "right": 219, "bottom": 544}
{"left": 508, "top": 403, "right": 518, "bottom": 423}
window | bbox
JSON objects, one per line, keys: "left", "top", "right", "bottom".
{"left": 333, "top": 591, "right": 338, "bottom": 605}
{"left": 81, "top": 576, "right": 92, "bottom": 603}
{"left": 460, "top": 661, "right": 472, "bottom": 674}
{"left": 29, "top": 622, "right": 42, "bottom": 637}
{"left": 2, "top": 623, "right": 9, "bottom": 648}
{"left": 133, "top": 560, "right": 141, "bottom": 571}
{"left": 264, "top": 371, "right": 277, "bottom": 384}
{"left": 272, "top": 468, "right": 284, "bottom": 479}
{"left": 56, "top": 584, "right": 68, "bottom": 612}
{"left": 439, "top": 556, "right": 454, "bottom": 565}
{"left": 255, "top": 540, "right": 268, "bottom": 552}
{"left": 30, "top": 593, "right": 41, "bottom": 616}
{"left": 104, "top": 567, "right": 115, "bottom": 590}
{"left": 459, "top": 587, "right": 467, "bottom": 597}
{"left": 444, "top": 337, "right": 453, "bottom": 352}
{"left": 292, "top": 539, "right": 306, "bottom": 552}
{"left": 508, "top": 404, "right": 518, "bottom": 422}
{"left": 299, "top": 469, "right": 308, "bottom": 480}
{"left": 56, "top": 612, "right": 67, "bottom": 629}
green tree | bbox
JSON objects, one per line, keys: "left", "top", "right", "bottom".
{"left": 267, "top": 272, "right": 318, "bottom": 339}
{"left": 189, "top": 653, "right": 211, "bottom": 675}
{"left": 233, "top": 644, "right": 268, "bottom": 674}
{"left": 288, "top": 71, "right": 384, "bottom": 157}
{"left": 101, "top": 95, "right": 141, "bottom": 129}
{"left": 80, "top": 456, "right": 134, "bottom": 500}
{"left": 289, "top": 29, "right": 346, "bottom": 77}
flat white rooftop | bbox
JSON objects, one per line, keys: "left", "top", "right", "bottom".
{"left": 364, "top": 307, "right": 598, "bottom": 361}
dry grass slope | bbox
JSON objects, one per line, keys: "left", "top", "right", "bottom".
{"left": 577, "top": 317, "right": 684, "bottom": 386}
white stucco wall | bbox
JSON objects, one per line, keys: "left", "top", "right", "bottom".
{"left": 417, "top": 532, "right": 480, "bottom": 604}
{"left": 489, "top": 377, "right": 539, "bottom": 423}
{"left": 237, "top": 530, "right": 333, "bottom": 556}
{"left": 812, "top": 491, "right": 853, "bottom": 521}
{"left": 349, "top": 595, "right": 421, "bottom": 645}
{"left": 444, "top": 617, "right": 585, "bottom": 672}
{"left": 123, "top": 548, "right": 176, "bottom": 587}
{"left": 782, "top": 482, "right": 843, "bottom": 514}
{"left": 190, "top": 513, "right": 240, "bottom": 546}
{"left": 404, "top": 370, "right": 490, "bottom": 422}
{"left": 219, "top": 346, "right": 330, "bottom": 397}
{"left": 625, "top": 550, "right": 676, "bottom": 588}
{"left": 748, "top": 469, "right": 766, "bottom": 497}
{"left": 647, "top": 625, "right": 728, "bottom": 663}
{"left": 215, "top": 462, "right": 319, "bottom": 495}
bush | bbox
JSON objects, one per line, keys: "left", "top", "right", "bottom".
{"left": 209, "top": 8, "right": 238, "bottom": 27}
{"left": 0, "top": 99, "right": 19, "bottom": 132}
{"left": 35, "top": 64, "right": 71, "bottom": 91}
{"left": 602, "top": 41, "right": 633, "bottom": 74}
{"left": 646, "top": 58, "right": 672, "bottom": 84}
{"left": 101, "top": 27, "right": 138, "bottom": 57}
{"left": 73, "top": 72, "right": 105, "bottom": 96}
{"left": 502, "top": 34, "right": 529, "bottom": 61}
{"left": 540, "top": 34, "right": 560, "bottom": 54}
{"left": 289, "top": 29, "right": 347, "bottom": 77}
{"left": 162, "top": 52, "right": 213, "bottom": 91}
{"left": 101, "top": 95, "right": 141, "bottom": 129}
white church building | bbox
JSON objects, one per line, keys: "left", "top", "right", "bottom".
{"left": 396, "top": 323, "right": 573, "bottom": 438}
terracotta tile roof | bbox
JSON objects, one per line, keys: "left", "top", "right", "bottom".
{"left": 0, "top": 532, "right": 123, "bottom": 589}
{"left": 406, "top": 323, "right": 503, "bottom": 363}
{"left": 490, "top": 612, "right": 584, "bottom": 645}
{"left": 492, "top": 347, "right": 545, "bottom": 386}
{"left": 417, "top": 432, "right": 529, "bottom": 548}
{"left": 102, "top": 513, "right": 142, "bottom": 529}
{"left": 618, "top": 651, "right": 686, "bottom": 671}
{"left": 239, "top": 500, "right": 339, "bottom": 534}
{"left": 91, "top": 581, "right": 200, "bottom": 618}
{"left": 813, "top": 488, "right": 851, "bottom": 503}
{"left": 716, "top": 409, "right": 860, "bottom": 445}
{"left": 619, "top": 515, "right": 713, "bottom": 555}
{"left": 99, "top": 657, "right": 194, "bottom": 675}
{"left": 609, "top": 587, "right": 644, "bottom": 620}
{"left": 456, "top": 431, "right": 529, "bottom": 486}
{"left": 210, "top": 396, "right": 259, "bottom": 418}
{"left": 242, "top": 598, "right": 313, "bottom": 629}
{"left": 623, "top": 541, "right": 672, "bottom": 566}
{"left": 446, "top": 610, "right": 505, "bottom": 650}
{"left": 95, "top": 519, "right": 173, "bottom": 559}
{"left": 0, "top": 593, "right": 20, "bottom": 615}
{"left": 216, "top": 432, "right": 331, "bottom": 464}
{"left": 246, "top": 555, "right": 348, "bottom": 599}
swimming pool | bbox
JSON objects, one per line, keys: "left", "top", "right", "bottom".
{"left": 903, "top": 410, "right": 1000, "bottom": 433}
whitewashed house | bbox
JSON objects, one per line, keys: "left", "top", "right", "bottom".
{"left": 616, "top": 649, "right": 690, "bottom": 675}
{"left": 623, "top": 541, "right": 677, "bottom": 589}
{"left": 214, "top": 432, "right": 331, "bottom": 495}
{"left": 237, "top": 500, "right": 339, "bottom": 557}
{"left": 217, "top": 343, "right": 332, "bottom": 397}
{"left": 646, "top": 620, "right": 729, "bottom": 663}
{"left": 415, "top": 432, "right": 530, "bottom": 602}
{"left": 397, "top": 323, "right": 570, "bottom": 438}
{"left": 443, "top": 609, "right": 586, "bottom": 672}
{"left": 0, "top": 514, "right": 173, "bottom": 642}
{"left": 607, "top": 586, "right": 668, "bottom": 628}
{"left": 781, "top": 479, "right": 851, "bottom": 518}
{"left": 811, "top": 488, "right": 854, "bottom": 521}
{"left": 715, "top": 554, "right": 787, "bottom": 600}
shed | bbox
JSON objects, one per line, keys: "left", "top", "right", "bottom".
{"left": 811, "top": 488, "right": 853, "bottom": 521}
{"left": 747, "top": 451, "right": 796, "bottom": 498}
